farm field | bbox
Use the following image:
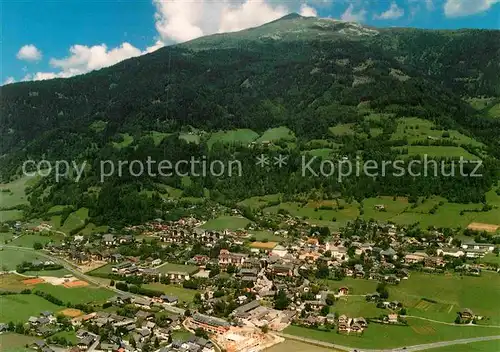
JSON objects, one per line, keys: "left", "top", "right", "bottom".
{"left": 0, "top": 333, "right": 38, "bottom": 352}
{"left": 179, "top": 133, "right": 201, "bottom": 144}
{"left": 0, "top": 294, "right": 62, "bottom": 323}
{"left": 284, "top": 317, "right": 500, "bottom": 350}
{"left": 207, "top": 129, "right": 259, "bottom": 148}
{"left": 155, "top": 262, "right": 198, "bottom": 275}
{"left": 200, "top": 215, "right": 251, "bottom": 230}
{"left": 148, "top": 131, "right": 171, "bottom": 146}
{"left": 142, "top": 283, "right": 199, "bottom": 303}
{"left": 421, "top": 339, "right": 500, "bottom": 352}
{"left": 33, "top": 283, "right": 114, "bottom": 305}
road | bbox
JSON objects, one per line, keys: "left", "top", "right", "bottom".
{"left": 1, "top": 245, "right": 186, "bottom": 315}
{"left": 404, "top": 315, "right": 500, "bottom": 328}
{"left": 278, "top": 333, "right": 500, "bottom": 352}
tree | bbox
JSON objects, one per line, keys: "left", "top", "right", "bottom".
{"left": 261, "top": 325, "right": 269, "bottom": 333}
{"left": 376, "top": 282, "right": 389, "bottom": 299}
{"left": 274, "top": 289, "right": 290, "bottom": 310}
{"left": 109, "top": 280, "right": 115, "bottom": 287}
{"left": 320, "top": 305, "right": 330, "bottom": 316}
{"left": 33, "top": 242, "right": 43, "bottom": 250}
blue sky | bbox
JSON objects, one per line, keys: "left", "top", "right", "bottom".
{"left": 2, "top": 0, "right": 499, "bottom": 85}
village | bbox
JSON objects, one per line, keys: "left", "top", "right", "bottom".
{"left": 1, "top": 211, "right": 499, "bottom": 352}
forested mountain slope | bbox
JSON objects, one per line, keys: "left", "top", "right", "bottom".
{"left": 1, "top": 14, "right": 499, "bottom": 227}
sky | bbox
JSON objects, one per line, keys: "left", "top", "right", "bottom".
{"left": 2, "top": 0, "right": 499, "bottom": 85}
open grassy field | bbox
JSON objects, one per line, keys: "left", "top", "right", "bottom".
{"left": 207, "top": 129, "right": 259, "bottom": 148}
{"left": 147, "top": 131, "right": 171, "bottom": 146}
{"left": 266, "top": 340, "right": 338, "bottom": 352}
{"left": 0, "top": 210, "right": 24, "bottom": 222}
{"left": 200, "top": 215, "right": 251, "bottom": 230}
{"left": 391, "top": 117, "right": 484, "bottom": 148}
{"left": 257, "top": 127, "right": 296, "bottom": 143}
{"left": 237, "top": 194, "right": 281, "bottom": 210}
{"left": 179, "top": 133, "right": 201, "bottom": 144}
{"left": 50, "top": 330, "right": 78, "bottom": 344}
{"left": 142, "top": 283, "right": 199, "bottom": 303}
{"left": 112, "top": 133, "right": 134, "bottom": 149}
{"left": 60, "top": 207, "right": 89, "bottom": 233}
{"left": 0, "top": 333, "right": 39, "bottom": 352}
{"left": 23, "top": 269, "right": 71, "bottom": 277}
{"left": 389, "top": 272, "right": 500, "bottom": 324}
{"left": 0, "top": 175, "right": 36, "bottom": 210}
{"left": 0, "top": 273, "right": 30, "bottom": 291}
{"left": 394, "top": 146, "right": 481, "bottom": 160}
{"left": 329, "top": 123, "right": 355, "bottom": 136}
{"left": 0, "top": 248, "right": 52, "bottom": 270}
{"left": 0, "top": 294, "right": 62, "bottom": 323}
{"left": 155, "top": 262, "right": 198, "bottom": 275}
{"left": 301, "top": 148, "right": 334, "bottom": 158}
{"left": 247, "top": 230, "right": 284, "bottom": 243}
{"left": 33, "top": 283, "right": 114, "bottom": 305}
{"left": 323, "top": 278, "right": 379, "bottom": 295}
{"left": 284, "top": 317, "right": 500, "bottom": 350}
{"left": 9, "top": 233, "right": 65, "bottom": 248}
{"left": 421, "top": 339, "right": 500, "bottom": 352}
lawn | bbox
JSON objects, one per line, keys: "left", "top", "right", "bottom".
{"left": 171, "top": 329, "right": 195, "bottom": 341}
{"left": 0, "top": 333, "right": 39, "bottom": 352}
{"left": 256, "top": 127, "right": 296, "bottom": 143}
{"left": 88, "top": 263, "right": 114, "bottom": 276}
{"left": 207, "top": 129, "right": 259, "bottom": 148}
{"left": 142, "top": 283, "right": 199, "bottom": 303}
{"left": 0, "top": 294, "right": 62, "bottom": 323}
{"left": 200, "top": 216, "right": 251, "bottom": 230}
{"left": 155, "top": 263, "right": 198, "bottom": 275}
{"left": 33, "top": 283, "right": 114, "bottom": 305}
{"left": 284, "top": 317, "right": 500, "bottom": 350}
{"left": 23, "top": 268, "right": 71, "bottom": 278}
{"left": 50, "top": 330, "right": 78, "bottom": 344}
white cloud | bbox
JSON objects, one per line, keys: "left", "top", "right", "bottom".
{"left": 425, "top": 0, "right": 435, "bottom": 11}
{"left": 16, "top": 44, "right": 42, "bottom": 62}
{"left": 299, "top": 4, "right": 318, "bottom": 17}
{"left": 18, "top": 0, "right": 320, "bottom": 81}
{"left": 375, "top": 2, "right": 405, "bottom": 20}
{"left": 444, "top": 0, "right": 500, "bottom": 17}
{"left": 340, "top": 4, "right": 367, "bottom": 22}
{"left": 3, "top": 77, "right": 15, "bottom": 85}
{"left": 153, "top": 0, "right": 290, "bottom": 43}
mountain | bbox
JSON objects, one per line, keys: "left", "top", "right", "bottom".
{"left": 1, "top": 14, "right": 499, "bottom": 227}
